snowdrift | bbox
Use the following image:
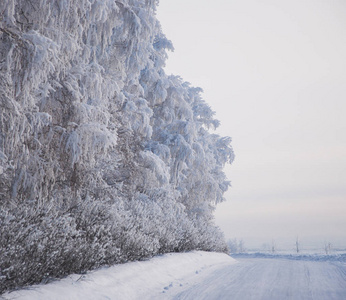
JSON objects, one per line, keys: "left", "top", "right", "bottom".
{"left": 2, "top": 251, "right": 237, "bottom": 300}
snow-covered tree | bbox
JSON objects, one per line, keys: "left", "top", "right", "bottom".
{"left": 0, "top": 0, "right": 233, "bottom": 293}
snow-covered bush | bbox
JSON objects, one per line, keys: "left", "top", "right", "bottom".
{"left": 0, "top": 202, "right": 81, "bottom": 292}
{"left": 0, "top": 0, "right": 233, "bottom": 293}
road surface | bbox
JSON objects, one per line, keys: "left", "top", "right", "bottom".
{"left": 173, "top": 257, "right": 346, "bottom": 300}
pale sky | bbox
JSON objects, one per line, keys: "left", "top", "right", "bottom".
{"left": 157, "top": 0, "right": 346, "bottom": 250}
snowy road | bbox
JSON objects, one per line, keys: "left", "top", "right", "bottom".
{"left": 173, "top": 257, "right": 346, "bottom": 300}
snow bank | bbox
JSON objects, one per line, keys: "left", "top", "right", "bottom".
{"left": 2, "top": 251, "right": 236, "bottom": 300}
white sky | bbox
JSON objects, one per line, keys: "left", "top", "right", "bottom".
{"left": 156, "top": 0, "right": 346, "bottom": 250}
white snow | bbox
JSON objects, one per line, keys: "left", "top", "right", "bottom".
{"left": 175, "top": 256, "right": 346, "bottom": 300}
{"left": 3, "top": 251, "right": 346, "bottom": 300}
{"left": 2, "top": 251, "right": 236, "bottom": 300}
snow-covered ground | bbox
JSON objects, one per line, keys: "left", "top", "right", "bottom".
{"left": 2, "top": 251, "right": 346, "bottom": 300}
{"left": 176, "top": 255, "right": 346, "bottom": 300}
{"left": 1, "top": 251, "right": 236, "bottom": 300}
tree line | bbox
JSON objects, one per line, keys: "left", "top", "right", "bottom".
{"left": 0, "top": 0, "right": 234, "bottom": 293}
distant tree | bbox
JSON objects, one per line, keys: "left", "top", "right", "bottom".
{"left": 228, "top": 238, "right": 238, "bottom": 253}
{"left": 228, "top": 238, "right": 246, "bottom": 253}
{"left": 271, "top": 239, "right": 276, "bottom": 253}
{"left": 296, "top": 236, "right": 300, "bottom": 253}
{"left": 238, "top": 239, "right": 245, "bottom": 253}
{"left": 324, "top": 242, "right": 332, "bottom": 255}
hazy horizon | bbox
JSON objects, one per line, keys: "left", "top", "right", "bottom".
{"left": 157, "top": 0, "right": 346, "bottom": 249}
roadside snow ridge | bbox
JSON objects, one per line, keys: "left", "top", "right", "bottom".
{"left": 3, "top": 251, "right": 236, "bottom": 300}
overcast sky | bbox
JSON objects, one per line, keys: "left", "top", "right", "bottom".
{"left": 157, "top": 0, "right": 346, "bottom": 250}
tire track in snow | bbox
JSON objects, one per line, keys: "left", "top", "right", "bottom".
{"left": 173, "top": 257, "right": 346, "bottom": 300}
